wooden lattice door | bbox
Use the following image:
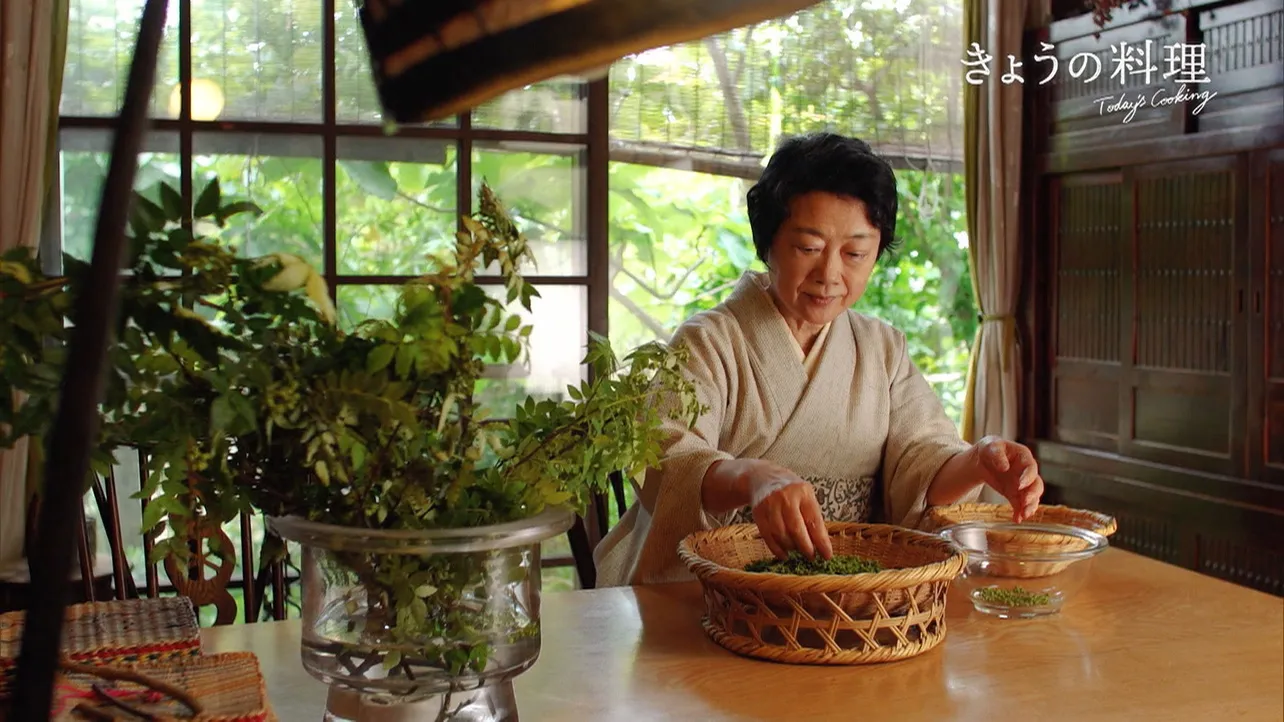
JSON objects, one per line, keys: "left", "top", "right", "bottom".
{"left": 1250, "top": 147, "right": 1284, "bottom": 487}
{"left": 1123, "top": 156, "right": 1249, "bottom": 477}
{"left": 1048, "top": 172, "right": 1126, "bottom": 452}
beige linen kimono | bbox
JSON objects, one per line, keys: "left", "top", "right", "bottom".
{"left": 593, "top": 271, "right": 977, "bottom": 587}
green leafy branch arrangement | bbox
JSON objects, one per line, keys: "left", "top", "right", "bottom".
{"left": 1, "top": 179, "right": 703, "bottom": 682}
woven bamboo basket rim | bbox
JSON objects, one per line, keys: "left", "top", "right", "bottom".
{"left": 938, "top": 521, "right": 1110, "bottom": 562}
{"left": 926, "top": 502, "right": 1118, "bottom": 537}
{"left": 678, "top": 522, "right": 967, "bottom": 594}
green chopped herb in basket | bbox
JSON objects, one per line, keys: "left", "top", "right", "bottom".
{"left": 977, "top": 586, "right": 1052, "bottom": 607}
{"left": 743, "top": 552, "right": 884, "bottom": 576}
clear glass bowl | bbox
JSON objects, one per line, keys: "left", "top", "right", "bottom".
{"left": 938, "top": 521, "right": 1108, "bottom": 619}
{"left": 268, "top": 508, "right": 573, "bottom": 719}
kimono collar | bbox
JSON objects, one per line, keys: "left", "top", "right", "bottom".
{"left": 722, "top": 270, "right": 857, "bottom": 445}
{"left": 724, "top": 271, "right": 813, "bottom": 389}
{"left": 726, "top": 271, "right": 832, "bottom": 359}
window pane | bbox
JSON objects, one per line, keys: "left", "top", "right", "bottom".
{"left": 606, "top": 8, "right": 963, "bottom": 166}
{"left": 471, "top": 79, "right": 587, "bottom": 134}
{"left": 542, "top": 534, "right": 572, "bottom": 565}
{"left": 335, "top": 284, "right": 587, "bottom": 419}
{"left": 477, "top": 285, "right": 586, "bottom": 417}
{"left": 333, "top": 4, "right": 453, "bottom": 127}
{"left": 333, "top": 3, "right": 384, "bottom": 125}
{"left": 335, "top": 284, "right": 399, "bottom": 331}
{"left": 541, "top": 566, "right": 580, "bottom": 592}
{"left": 60, "top": 131, "right": 182, "bottom": 261}
{"left": 190, "top": 0, "right": 323, "bottom": 122}
{"left": 607, "top": 161, "right": 755, "bottom": 353}
{"left": 192, "top": 133, "right": 324, "bottom": 268}
{"left": 62, "top": 0, "right": 179, "bottom": 117}
{"left": 336, "top": 138, "right": 458, "bottom": 276}
{"left": 540, "top": 531, "right": 579, "bottom": 592}
{"left": 472, "top": 143, "right": 586, "bottom": 276}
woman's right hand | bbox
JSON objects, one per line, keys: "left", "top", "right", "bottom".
{"left": 743, "top": 460, "right": 834, "bottom": 562}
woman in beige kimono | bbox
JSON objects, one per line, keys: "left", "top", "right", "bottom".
{"left": 593, "top": 133, "right": 1044, "bottom": 587}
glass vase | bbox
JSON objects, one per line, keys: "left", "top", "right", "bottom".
{"left": 268, "top": 508, "right": 573, "bottom": 722}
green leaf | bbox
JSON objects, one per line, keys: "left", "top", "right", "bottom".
{"left": 166, "top": 226, "right": 195, "bottom": 253}
{"left": 210, "top": 395, "right": 235, "bottom": 432}
{"left": 446, "top": 649, "right": 468, "bottom": 675}
{"left": 339, "top": 160, "right": 397, "bottom": 200}
{"left": 159, "top": 183, "right": 183, "bottom": 221}
{"left": 131, "top": 194, "right": 165, "bottom": 232}
{"left": 408, "top": 593, "right": 428, "bottom": 621}
{"left": 501, "top": 337, "right": 520, "bottom": 363}
{"left": 519, "top": 282, "right": 539, "bottom": 311}
{"left": 229, "top": 392, "right": 257, "bottom": 432}
{"left": 468, "top": 645, "right": 489, "bottom": 673}
{"left": 160, "top": 494, "right": 191, "bottom": 518}
{"left": 140, "top": 498, "right": 167, "bottom": 532}
{"left": 395, "top": 344, "right": 415, "bottom": 377}
{"left": 382, "top": 651, "right": 402, "bottom": 671}
{"left": 503, "top": 315, "right": 521, "bottom": 332}
{"left": 88, "top": 457, "right": 112, "bottom": 481}
{"left": 366, "top": 344, "right": 396, "bottom": 373}
{"left": 147, "top": 538, "right": 172, "bottom": 565}
{"left": 453, "top": 285, "right": 488, "bottom": 315}
{"left": 194, "top": 178, "right": 221, "bottom": 218}
{"left": 350, "top": 442, "right": 368, "bottom": 471}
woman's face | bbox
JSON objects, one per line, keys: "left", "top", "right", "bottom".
{"left": 766, "top": 191, "right": 881, "bottom": 330}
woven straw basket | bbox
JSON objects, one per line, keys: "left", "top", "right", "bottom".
{"left": 0, "top": 597, "right": 202, "bottom": 699}
{"left": 678, "top": 523, "right": 966, "bottom": 665}
{"left": 924, "top": 502, "right": 1117, "bottom": 578}
{"left": 51, "top": 652, "right": 275, "bottom": 721}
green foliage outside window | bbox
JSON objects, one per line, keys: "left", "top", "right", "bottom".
{"left": 58, "top": 153, "right": 975, "bottom": 423}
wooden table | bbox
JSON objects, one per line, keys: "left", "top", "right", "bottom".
{"left": 203, "top": 549, "right": 1284, "bottom": 721}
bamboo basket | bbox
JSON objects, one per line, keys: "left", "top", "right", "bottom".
{"left": 50, "top": 651, "right": 275, "bottom": 721}
{"left": 925, "top": 503, "right": 1117, "bottom": 578}
{"left": 678, "top": 523, "right": 967, "bottom": 665}
{"left": 0, "top": 597, "right": 202, "bottom": 698}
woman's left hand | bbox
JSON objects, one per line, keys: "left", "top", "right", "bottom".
{"left": 970, "top": 435, "right": 1044, "bottom": 522}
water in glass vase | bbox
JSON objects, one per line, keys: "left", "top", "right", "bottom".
{"left": 323, "top": 682, "right": 520, "bottom": 722}
{"left": 269, "top": 508, "right": 573, "bottom": 722}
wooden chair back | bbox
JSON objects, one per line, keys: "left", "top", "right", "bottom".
{"left": 567, "top": 469, "right": 629, "bottom": 589}
{"left": 82, "top": 448, "right": 291, "bottom": 625}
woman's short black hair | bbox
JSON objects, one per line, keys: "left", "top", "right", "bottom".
{"left": 746, "top": 132, "right": 899, "bottom": 265}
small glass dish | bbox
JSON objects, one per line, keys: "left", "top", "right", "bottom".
{"left": 938, "top": 521, "right": 1109, "bottom": 619}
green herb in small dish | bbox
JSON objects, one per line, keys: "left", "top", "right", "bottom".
{"left": 744, "top": 552, "right": 884, "bottom": 576}
{"left": 977, "top": 586, "right": 1052, "bottom": 607}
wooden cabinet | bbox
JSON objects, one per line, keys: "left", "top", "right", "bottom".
{"left": 1129, "top": 157, "right": 1247, "bottom": 475}
{"left": 1023, "top": 0, "right": 1284, "bottom": 596}
{"left": 1049, "top": 157, "right": 1253, "bottom": 477}
{"left": 1046, "top": 172, "right": 1125, "bottom": 454}
{"left": 1249, "top": 148, "right": 1284, "bottom": 487}
{"left": 1038, "top": 148, "right": 1284, "bottom": 595}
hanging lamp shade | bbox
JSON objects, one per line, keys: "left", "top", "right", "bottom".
{"left": 357, "top": 0, "right": 821, "bottom": 123}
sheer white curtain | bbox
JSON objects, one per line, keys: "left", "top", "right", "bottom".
{"left": 961, "top": 0, "right": 1029, "bottom": 502}
{"left": 0, "top": 0, "right": 67, "bottom": 565}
